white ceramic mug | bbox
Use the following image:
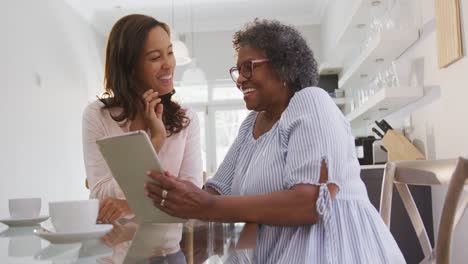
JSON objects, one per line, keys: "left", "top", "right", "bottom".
{"left": 9, "top": 198, "right": 41, "bottom": 219}
{"left": 49, "top": 199, "right": 99, "bottom": 233}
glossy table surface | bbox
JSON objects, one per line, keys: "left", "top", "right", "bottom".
{"left": 0, "top": 218, "right": 255, "bottom": 264}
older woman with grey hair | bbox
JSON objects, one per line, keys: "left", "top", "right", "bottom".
{"left": 145, "top": 19, "right": 405, "bottom": 263}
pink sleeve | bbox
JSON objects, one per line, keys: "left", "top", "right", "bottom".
{"left": 178, "top": 109, "right": 203, "bottom": 188}
{"left": 82, "top": 103, "right": 125, "bottom": 199}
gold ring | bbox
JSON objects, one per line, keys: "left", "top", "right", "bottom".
{"left": 160, "top": 199, "right": 165, "bottom": 207}
{"left": 162, "top": 189, "right": 168, "bottom": 199}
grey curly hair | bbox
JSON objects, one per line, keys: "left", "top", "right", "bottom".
{"left": 233, "top": 19, "right": 319, "bottom": 93}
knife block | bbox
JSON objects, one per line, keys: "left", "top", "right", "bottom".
{"left": 381, "top": 130, "right": 425, "bottom": 162}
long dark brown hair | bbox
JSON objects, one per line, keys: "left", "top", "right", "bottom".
{"left": 100, "top": 14, "right": 189, "bottom": 136}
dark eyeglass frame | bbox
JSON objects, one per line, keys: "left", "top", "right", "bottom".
{"left": 229, "top": 58, "right": 270, "bottom": 84}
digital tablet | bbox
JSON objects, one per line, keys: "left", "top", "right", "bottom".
{"left": 96, "top": 130, "right": 186, "bottom": 223}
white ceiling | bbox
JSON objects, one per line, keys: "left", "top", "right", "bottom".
{"left": 64, "top": 0, "right": 329, "bottom": 36}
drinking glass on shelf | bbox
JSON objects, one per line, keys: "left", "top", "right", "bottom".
{"left": 352, "top": 88, "right": 361, "bottom": 109}
{"left": 391, "top": 68, "right": 399, "bottom": 87}
{"left": 349, "top": 97, "right": 355, "bottom": 112}
{"left": 359, "top": 87, "right": 369, "bottom": 105}
{"left": 388, "top": 61, "right": 399, "bottom": 88}
{"left": 375, "top": 72, "right": 385, "bottom": 91}
{"left": 366, "top": 17, "right": 381, "bottom": 45}
{"left": 367, "top": 81, "right": 377, "bottom": 97}
{"left": 384, "top": 68, "right": 393, "bottom": 88}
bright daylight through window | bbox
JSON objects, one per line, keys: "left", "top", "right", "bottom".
{"left": 174, "top": 81, "right": 249, "bottom": 179}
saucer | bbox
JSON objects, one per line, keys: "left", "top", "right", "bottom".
{"left": 33, "top": 224, "right": 113, "bottom": 244}
{"left": 0, "top": 215, "right": 49, "bottom": 227}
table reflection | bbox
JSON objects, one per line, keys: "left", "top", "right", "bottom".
{"left": 106, "top": 221, "right": 253, "bottom": 264}
{"left": 0, "top": 220, "right": 255, "bottom": 263}
{"left": 0, "top": 226, "right": 43, "bottom": 258}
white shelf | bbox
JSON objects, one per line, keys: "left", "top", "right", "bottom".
{"left": 322, "top": 0, "right": 388, "bottom": 75}
{"left": 319, "top": 62, "right": 342, "bottom": 75}
{"left": 334, "top": 0, "right": 387, "bottom": 48}
{"left": 333, "top": 97, "right": 346, "bottom": 106}
{"left": 345, "top": 84, "right": 423, "bottom": 127}
{"left": 339, "top": 28, "right": 419, "bottom": 91}
{"left": 361, "top": 164, "right": 386, "bottom": 170}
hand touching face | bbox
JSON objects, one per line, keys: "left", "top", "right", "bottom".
{"left": 142, "top": 89, "right": 166, "bottom": 143}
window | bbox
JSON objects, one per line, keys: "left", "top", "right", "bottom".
{"left": 174, "top": 80, "right": 247, "bottom": 178}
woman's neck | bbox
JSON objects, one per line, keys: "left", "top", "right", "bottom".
{"left": 129, "top": 113, "right": 147, "bottom": 131}
{"left": 262, "top": 97, "right": 291, "bottom": 123}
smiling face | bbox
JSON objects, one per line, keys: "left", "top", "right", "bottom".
{"left": 134, "top": 26, "right": 175, "bottom": 96}
{"left": 236, "top": 45, "right": 291, "bottom": 113}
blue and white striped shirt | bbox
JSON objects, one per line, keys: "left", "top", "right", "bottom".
{"left": 206, "top": 87, "right": 405, "bottom": 263}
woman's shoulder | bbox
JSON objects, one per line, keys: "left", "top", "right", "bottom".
{"left": 282, "top": 87, "right": 336, "bottom": 120}
{"left": 279, "top": 86, "right": 344, "bottom": 131}
{"left": 83, "top": 99, "right": 106, "bottom": 118}
{"left": 82, "top": 99, "right": 123, "bottom": 126}
{"left": 290, "top": 86, "right": 333, "bottom": 110}
{"left": 181, "top": 106, "right": 197, "bottom": 119}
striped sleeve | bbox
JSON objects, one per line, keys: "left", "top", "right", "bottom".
{"left": 281, "top": 87, "right": 350, "bottom": 263}
{"left": 280, "top": 87, "right": 348, "bottom": 189}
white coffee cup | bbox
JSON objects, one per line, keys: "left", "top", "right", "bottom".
{"left": 49, "top": 199, "right": 99, "bottom": 233}
{"left": 9, "top": 198, "right": 41, "bottom": 219}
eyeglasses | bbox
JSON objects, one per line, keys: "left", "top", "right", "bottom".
{"left": 229, "top": 58, "right": 270, "bottom": 84}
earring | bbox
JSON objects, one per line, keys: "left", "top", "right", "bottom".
{"left": 283, "top": 81, "right": 287, "bottom": 87}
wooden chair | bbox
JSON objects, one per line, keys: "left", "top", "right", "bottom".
{"left": 380, "top": 157, "right": 467, "bottom": 264}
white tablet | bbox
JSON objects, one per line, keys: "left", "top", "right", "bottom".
{"left": 96, "top": 130, "right": 186, "bottom": 223}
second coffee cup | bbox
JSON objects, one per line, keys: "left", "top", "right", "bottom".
{"left": 49, "top": 199, "right": 99, "bottom": 233}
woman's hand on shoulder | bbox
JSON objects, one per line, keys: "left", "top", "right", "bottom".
{"left": 97, "top": 197, "right": 132, "bottom": 224}
{"left": 144, "top": 170, "right": 215, "bottom": 220}
{"left": 142, "top": 89, "right": 166, "bottom": 151}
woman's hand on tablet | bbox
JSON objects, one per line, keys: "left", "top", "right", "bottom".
{"left": 98, "top": 197, "right": 132, "bottom": 224}
{"left": 142, "top": 89, "right": 166, "bottom": 151}
{"left": 144, "top": 171, "right": 215, "bottom": 220}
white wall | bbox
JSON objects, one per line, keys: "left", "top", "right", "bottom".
{"left": 0, "top": 0, "right": 102, "bottom": 217}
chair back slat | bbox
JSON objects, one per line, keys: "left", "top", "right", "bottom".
{"left": 395, "top": 183, "right": 433, "bottom": 258}
{"left": 436, "top": 157, "right": 468, "bottom": 264}
{"left": 380, "top": 157, "right": 468, "bottom": 264}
